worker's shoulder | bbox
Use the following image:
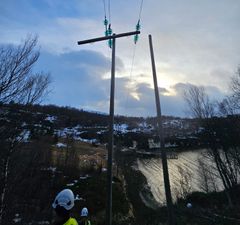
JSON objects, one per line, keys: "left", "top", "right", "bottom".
{"left": 64, "top": 217, "right": 78, "bottom": 225}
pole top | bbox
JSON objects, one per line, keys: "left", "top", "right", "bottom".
{"left": 77, "top": 31, "right": 140, "bottom": 45}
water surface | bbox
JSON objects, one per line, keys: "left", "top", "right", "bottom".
{"left": 137, "top": 149, "right": 223, "bottom": 205}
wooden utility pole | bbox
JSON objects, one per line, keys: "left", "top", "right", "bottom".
{"left": 77, "top": 30, "right": 140, "bottom": 225}
{"left": 148, "top": 34, "right": 175, "bottom": 225}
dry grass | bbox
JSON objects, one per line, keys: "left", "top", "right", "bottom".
{"left": 51, "top": 140, "right": 107, "bottom": 170}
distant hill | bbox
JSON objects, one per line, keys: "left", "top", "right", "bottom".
{"left": 0, "top": 103, "right": 204, "bottom": 149}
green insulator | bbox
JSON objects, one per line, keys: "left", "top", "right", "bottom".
{"left": 136, "top": 20, "right": 141, "bottom": 31}
{"left": 134, "top": 34, "right": 139, "bottom": 44}
{"left": 104, "top": 17, "right": 108, "bottom": 26}
{"left": 136, "top": 22, "right": 141, "bottom": 31}
{"left": 105, "top": 30, "right": 108, "bottom": 37}
{"left": 107, "top": 27, "right": 112, "bottom": 36}
{"left": 108, "top": 39, "right": 112, "bottom": 48}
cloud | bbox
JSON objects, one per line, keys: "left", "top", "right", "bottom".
{"left": 35, "top": 49, "right": 186, "bottom": 117}
{"left": 35, "top": 50, "right": 113, "bottom": 109}
{"left": 1, "top": 0, "right": 239, "bottom": 117}
{"left": 114, "top": 81, "right": 185, "bottom": 117}
{"left": 172, "top": 82, "right": 226, "bottom": 101}
{"left": 30, "top": 47, "right": 232, "bottom": 117}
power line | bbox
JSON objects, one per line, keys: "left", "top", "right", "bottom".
{"left": 138, "top": 0, "right": 144, "bottom": 21}
{"left": 102, "top": 0, "right": 106, "bottom": 18}
{"left": 108, "top": 0, "right": 111, "bottom": 24}
{"left": 123, "top": 0, "right": 145, "bottom": 110}
{"left": 123, "top": 44, "right": 137, "bottom": 111}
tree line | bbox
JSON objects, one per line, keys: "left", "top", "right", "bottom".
{"left": 184, "top": 67, "right": 240, "bottom": 207}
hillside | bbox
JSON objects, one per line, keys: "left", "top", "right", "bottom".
{"left": 0, "top": 103, "right": 133, "bottom": 225}
{"left": 0, "top": 103, "right": 200, "bottom": 225}
{"left": 0, "top": 103, "right": 240, "bottom": 225}
{"left": 0, "top": 103, "right": 203, "bottom": 149}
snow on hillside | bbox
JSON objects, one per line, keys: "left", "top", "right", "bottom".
{"left": 0, "top": 105, "right": 197, "bottom": 147}
{"left": 114, "top": 124, "right": 128, "bottom": 133}
{"left": 55, "top": 142, "right": 67, "bottom": 148}
{"left": 45, "top": 115, "right": 57, "bottom": 123}
{"left": 16, "top": 130, "right": 31, "bottom": 142}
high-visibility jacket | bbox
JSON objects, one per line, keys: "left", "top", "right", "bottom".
{"left": 63, "top": 217, "right": 78, "bottom": 225}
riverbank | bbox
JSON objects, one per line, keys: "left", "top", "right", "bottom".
{"left": 117, "top": 149, "right": 240, "bottom": 225}
{"left": 175, "top": 185, "right": 240, "bottom": 224}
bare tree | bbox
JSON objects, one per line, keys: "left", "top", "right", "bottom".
{"left": 218, "top": 97, "right": 236, "bottom": 116}
{"left": 216, "top": 67, "right": 240, "bottom": 116}
{"left": 230, "top": 66, "right": 240, "bottom": 110}
{"left": 183, "top": 84, "right": 240, "bottom": 207}
{"left": 173, "top": 165, "right": 192, "bottom": 200}
{"left": 0, "top": 35, "right": 50, "bottom": 104}
{"left": 198, "top": 157, "right": 219, "bottom": 193}
{"left": 184, "top": 85, "right": 215, "bottom": 119}
{"left": 0, "top": 35, "right": 51, "bottom": 223}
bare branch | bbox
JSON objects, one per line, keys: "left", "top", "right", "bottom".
{"left": 183, "top": 85, "right": 215, "bottom": 119}
{"left": 0, "top": 35, "right": 49, "bottom": 104}
{"left": 230, "top": 66, "right": 240, "bottom": 110}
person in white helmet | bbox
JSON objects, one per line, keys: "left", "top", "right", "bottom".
{"left": 79, "top": 207, "right": 91, "bottom": 225}
{"left": 52, "top": 189, "right": 78, "bottom": 225}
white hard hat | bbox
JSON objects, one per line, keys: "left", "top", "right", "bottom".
{"left": 187, "top": 203, "right": 192, "bottom": 208}
{"left": 52, "top": 189, "right": 75, "bottom": 211}
{"left": 81, "top": 207, "right": 88, "bottom": 217}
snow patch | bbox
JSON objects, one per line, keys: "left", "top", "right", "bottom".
{"left": 13, "top": 214, "right": 21, "bottom": 223}
{"left": 45, "top": 115, "right": 57, "bottom": 122}
{"left": 13, "top": 218, "right": 21, "bottom": 223}
{"left": 102, "top": 168, "right": 107, "bottom": 172}
{"left": 16, "top": 130, "right": 30, "bottom": 142}
{"left": 56, "top": 143, "right": 67, "bottom": 148}
{"left": 114, "top": 124, "right": 128, "bottom": 133}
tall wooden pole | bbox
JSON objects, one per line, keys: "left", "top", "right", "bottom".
{"left": 77, "top": 31, "right": 139, "bottom": 225}
{"left": 148, "top": 34, "right": 175, "bottom": 225}
{"left": 107, "top": 34, "right": 116, "bottom": 225}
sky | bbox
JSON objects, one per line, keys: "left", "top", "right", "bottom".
{"left": 0, "top": 0, "right": 240, "bottom": 117}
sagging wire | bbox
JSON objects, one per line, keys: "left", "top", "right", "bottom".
{"left": 124, "top": 0, "right": 144, "bottom": 111}
{"left": 124, "top": 44, "right": 137, "bottom": 111}
{"left": 123, "top": 0, "right": 145, "bottom": 112}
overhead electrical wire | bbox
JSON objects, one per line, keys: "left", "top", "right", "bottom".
{"left": 102, "top": 0, "right": 106, "bottom": 18}
{"left": 124, "top": 0, "right": 144, "bottom": 111}
{"left": 108, "top": 0, "right": 111, "bottom": 25}
{"left": 100, "top": 0, "right": 145, "bottom": 114}
{"left": 124, "top": 44, "right": 137, "bottom": 111}
{"left": 138, "top": 0, "right": 144, "bottom": 21}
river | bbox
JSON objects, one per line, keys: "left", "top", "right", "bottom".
{"left": 137, "top": 149, "right": 224, "bottom": 206}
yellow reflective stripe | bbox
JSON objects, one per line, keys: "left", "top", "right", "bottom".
{"left": 63, "top": 217, "right": 78, "bottom": 225}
